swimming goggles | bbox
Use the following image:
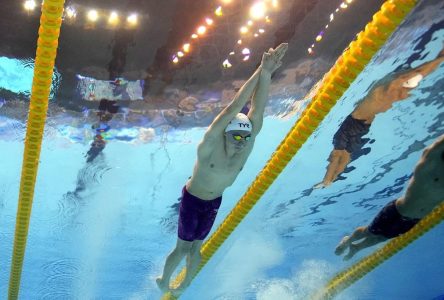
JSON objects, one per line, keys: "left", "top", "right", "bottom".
{"left": 232, "top": 134, "right": 251, "bottom": 141}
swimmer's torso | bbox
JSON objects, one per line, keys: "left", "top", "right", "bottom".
{"left": 187, "top": 140, "right": 254, "bottom": 200}
{"left": 352, "top": 78, "right": 412, "bottom": 123}
{"left": 397, "top": 136, "right": 444, "bottom": 219}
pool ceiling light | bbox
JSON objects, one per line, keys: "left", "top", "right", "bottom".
{"left": 250, "top": 2, "right": 267, "bottom": 20}
{"left": 23, "top": 0, "right": 37, "bottom": 11}
{"left": 108, "top": 11, "right": 119, "bottom": 25}
{"left": 87, "top": 9, "right": 99, "bottom": 22}
{"left": 127, "top": 13, "right": 138, "bottom": 26}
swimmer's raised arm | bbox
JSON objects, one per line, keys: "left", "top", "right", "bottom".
{"left": 405, "top": 45, "right": 444, "bottom": 77}
{"left": 248, "top": 43, "right": 288, "bottom": 137}
{"left": 391, "top": 48, "right": 444, "bottom": 89}
{"left": 412, "top": 55, "right": 444, "bottom": 76}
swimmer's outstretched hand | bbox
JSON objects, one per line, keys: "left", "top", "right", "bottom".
{"left": 261, "top": 43, "right": 288, "bottom": 73}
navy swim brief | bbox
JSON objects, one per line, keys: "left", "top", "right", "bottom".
{"left": 178, "top": 187, "right": 222, "bottom": 242}
{"left": 368, "top": 200, "right": 420, "bottom": 239}
{"left": 333, "top": 114, "right": 370, "bottom": 154}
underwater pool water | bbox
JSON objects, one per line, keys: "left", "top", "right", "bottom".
{"left": 1, "top": 2, "right": 444, "bottom": 300}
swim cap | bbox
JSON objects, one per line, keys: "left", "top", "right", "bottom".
{"left": 402, "top": 74, "right": 423, "bottom": 89}
{"left": 225, "top": 113, "right": 252, "bottom": 132}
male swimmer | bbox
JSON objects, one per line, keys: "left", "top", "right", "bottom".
{"left": 335, "top": 135, "right": 444, "bottom": 260}
{"left": 156, "top": 43, "right": 288, "bottom": 296}
{"left": 315, "top": 46, "right": 444, "bottom": 188}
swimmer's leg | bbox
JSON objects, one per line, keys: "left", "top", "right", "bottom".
{"left": 316, "top": 149, "right": 351, "bottom": 188}
{"left": 157, "top": 238, "right": 193, "bottom": 292}
{"left": 344, "top": 234, "right": 387, "bottom": 261}
{"left": 330, "top": 150, "right": 351, "bottom": 182}
{"left": 172, "top": 240, "right": 203, "bottom": 296}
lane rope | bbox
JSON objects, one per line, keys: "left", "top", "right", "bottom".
{"left": 8, "top": 1, "right": 65, "bottom": 299}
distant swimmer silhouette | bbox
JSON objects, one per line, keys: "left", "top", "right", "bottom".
{"left": 85, "top": 99, "right": 119, "bottom": 163}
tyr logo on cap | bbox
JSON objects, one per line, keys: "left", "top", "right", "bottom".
{"left": 225, "top": 113, "right": 253, "bottom": 133}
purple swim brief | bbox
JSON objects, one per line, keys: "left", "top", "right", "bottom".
{"left": 178, "top": 187, "right": 222, "bottom": 242}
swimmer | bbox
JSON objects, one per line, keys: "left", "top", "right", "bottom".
{"left": 315, "top": 45, "right": 444, "bottom": 188}
{"left": 335, "top": 135, "right": 444, "bottom": 260}
{"left": 156, "top": 43, "right": 288, "bottom": 296}
{"left": 86, "top": 134, "right": 106, "bottom": 163}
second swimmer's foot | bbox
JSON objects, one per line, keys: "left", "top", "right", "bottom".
{"left": 313, "top": 182, "right": 326, "bottom": 189}
{"left": 344, "top": 248, "right": 357, "bottom": 261}
{"left": 171, "top": 286, "right": 185, "bottom": 297}
{"left": 335, "top": 235, "right": 350, "bottom": 256}
{"left": 313, "top": 180, "right": 332, "bottom": 189}
{"left": 156, "top": 276, "right": 169, "bottom": 293}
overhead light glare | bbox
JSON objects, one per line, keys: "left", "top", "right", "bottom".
{"left": 215, "top": 6, "right": 223, "bottom": 16}
{"left": 87, "top": 9, "right": 99, "bottom": 22}
{"left": 108, "top": 11, "right": 119, "bottom": 25}
{"left": 250, "top": 2, "right": 266, "bottom": 20}
{"left": 183, "top": 43, "right": 191, "bottom": 53}
{"left": 24, "top": 0, "right": 37, "bottom": 11}
{"left": 222, "top": 59, "right": 232, "bottom": 68}
{"left": 66, "top": 6, "right": 77, "bottom": 19}
{"left": 127, "top": 13, "right": 138, "bottom": 25}
{"left": 197, "top": 26, "right": 207, "bottom": 35}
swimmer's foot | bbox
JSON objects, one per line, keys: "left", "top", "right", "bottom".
{"left": 171, "top": 280, "right": 190, "bottom": 297}
{"left": 313, "top": 182, "right": 326, "bottom": 189}
{"left": 344, "top": 245, "right": 358, "bottom": 261}
{"left": 335, "top": 235, "right": 350, "bottom": 256}
{"left": 156, "top": 276, "right": 169, "bottom": 293}
{"left": 171, "top": 286, "right": 185, "bottom": 297}
{"left": 313, "top": 180, "right": 332, "bottom": 189}
{"left": 344, "top": 244, "right": 360, "bottom": 261}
